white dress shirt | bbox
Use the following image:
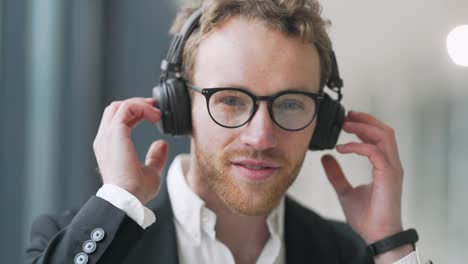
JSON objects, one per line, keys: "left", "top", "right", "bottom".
{"left": 97, "top": 154, "right": 424, "bottom": 264}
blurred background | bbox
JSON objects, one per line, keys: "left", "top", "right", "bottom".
{"left": 0, "top": 0, "right": 466, "bottom": 263}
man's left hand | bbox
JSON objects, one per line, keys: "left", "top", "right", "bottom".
{"left": 321, "top": 111, "right": 405, "bottom": 244}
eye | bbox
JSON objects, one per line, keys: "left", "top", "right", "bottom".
{"left": 276, "top": 99, "right": 305, "bottom": 110}
{"left": 218, "top": 96, "right": 246, "bottom": 106}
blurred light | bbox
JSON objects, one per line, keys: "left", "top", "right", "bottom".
{"left": 447, "top": 25, "right": 468, "bottom": 67}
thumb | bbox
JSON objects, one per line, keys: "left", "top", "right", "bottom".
{"left": 321, "top": 154, "right": 352, "bottom": 196}
{"left": 145, "top": 140, "right": 169, "bottom": 173}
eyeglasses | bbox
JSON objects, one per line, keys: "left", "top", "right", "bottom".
{"left": 187, "top": 83, "right": 324, "bottom": 131}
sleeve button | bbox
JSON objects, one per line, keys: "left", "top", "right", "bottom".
{"left": 82, "top": 240, "right": 97, "bottom": 254}
{"left": 91, "top": 228, "right": 105, "bottom": 242}
{"left": 74, "top": 252, "right": 88, "bottom": 264}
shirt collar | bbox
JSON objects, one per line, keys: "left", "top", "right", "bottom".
{"left": 167, "top": 154, "right": 285, "bottom": 245}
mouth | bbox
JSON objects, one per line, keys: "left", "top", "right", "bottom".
{"left": 230, "top": 159, "right": 280, "bottom": 181}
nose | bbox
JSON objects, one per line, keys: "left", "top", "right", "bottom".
{"left": 239, "top": 102, "right": 278, "bottom": 151}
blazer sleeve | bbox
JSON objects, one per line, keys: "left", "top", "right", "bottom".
{"left": 25, "top": 196, "right": 145, "bottom": 264}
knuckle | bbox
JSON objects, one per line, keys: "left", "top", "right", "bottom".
{"left": 92, "top": 142, "right": 98, "bottom": 153}
{"left": 120, "top": 101, "right": 132, "bottom": 111}
{"left": 398, "top": 166, "right": 404, "bottom": 177}
{"left": 110, "top": 101, "right": 121, "bottom": 107}
{"left": 92, "top": 138, "right": 100, "bottom": 150}
{"left": 103, "top": 102, "right": 120, "bottom": 117}
{"left": 106, "top": 101, "right": 120, "bottom": 111}
{"left": 367, "top": 144, "right": 379, "bottom": 154}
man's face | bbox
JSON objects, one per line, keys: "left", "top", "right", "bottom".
{"left": 190, "top": 16, "right": 321, "bottom": 216}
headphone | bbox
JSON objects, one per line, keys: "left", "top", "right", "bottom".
{"left": 153, "top": 8, "right": 345, "bottom": 151}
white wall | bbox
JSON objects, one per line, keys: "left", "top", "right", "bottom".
{"left": 288, "top": 1, "right": 468, "bottom": 263}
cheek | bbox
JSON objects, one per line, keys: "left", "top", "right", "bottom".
{"left": 278, "top": 122, "right": 315, "bottom": 153}
{"left": 191, "top": 95, "right": 236, "bottom": 149}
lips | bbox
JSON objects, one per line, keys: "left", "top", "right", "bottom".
{"left": 231, "top": 159, "right": 280, "bottom": 181}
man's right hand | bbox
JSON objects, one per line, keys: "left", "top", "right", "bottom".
{"left": 93, "top": 97, "right": 169, "bottom": 204}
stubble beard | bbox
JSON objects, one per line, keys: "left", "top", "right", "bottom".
{"left": 194, "top": 139, "right": 306, "bottom": 216}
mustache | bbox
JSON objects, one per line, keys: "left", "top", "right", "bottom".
{"left": 223, "top": 148, "right": 287, "bottom": 165}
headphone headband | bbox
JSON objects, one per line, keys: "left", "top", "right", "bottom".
{"left": 161, "top": 9, "right": 203, "bottom": 79}
{"left": 161, "top": 8, "right": 343, "bottom": 101}
{"left": 327, "top": 52, "right": 344, "bottom": 101}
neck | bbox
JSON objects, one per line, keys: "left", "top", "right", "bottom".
{"left": 186, "top": 154, "right": 270, "bottom": 264}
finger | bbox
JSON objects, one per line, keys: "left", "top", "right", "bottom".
{"left": 97, "top": 101, "right": 121, "bottom": 137}
{"left": 336, "top": 142, "right": 390, "bottom": 178}
{"left": 140, "top": 97, "right": 157, "bottom": 107}
{"left": 145, "top": 140, "right": 169, "bottom": 173}
{"left": 321, "top": 154, "right": 352, "bottom": 195}
{"left": 342, "top": 120, "right": 401, "bottom": 168}
{"left": 127, "top": 97, "right": 154, "bottom": 104}
{"left": 112, "top": 99, "right": 161, "bottom": 129}
{"left": 342, "top": 121, "right": 384, "bottom": 144}
{"left": 346, "top": 111, "right": 391, "bottom": 131}
{"left": 124, "top": 97, "right": 156, "bottom": 109}
{"left": 102, "top": 101, "right": 122, "bottom": 125}
{"left": 102, "top": 98, "right": 155, "bottom": 128}
{"left": 143, "top": 97, "right": 155, "bottom": 103}
{"left": 143, "top": 97, "right": 161, "bottom": 109}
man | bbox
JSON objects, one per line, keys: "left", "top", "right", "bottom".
{"left": 26, "top": 0, "right": 428, "bottom": 263}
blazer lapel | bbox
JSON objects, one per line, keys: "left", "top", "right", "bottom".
{"left": 284, "top": 197, "right": 340, "bottom": 264}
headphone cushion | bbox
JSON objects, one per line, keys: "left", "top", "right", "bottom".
{"left": 309, "top": 93, "right": 345, "bottom": 150}
{"left": 153, "top": 78, "right": 192, "bottom": 135}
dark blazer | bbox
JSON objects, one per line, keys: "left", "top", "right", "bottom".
{"left": 26, "top": 177, "right": 373, "bottom": 264}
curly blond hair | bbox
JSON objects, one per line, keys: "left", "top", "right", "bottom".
{"left": 170, "top": 0, "right": 332, "bottom": 88}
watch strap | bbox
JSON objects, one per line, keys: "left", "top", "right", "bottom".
{"left": 367, "top": 228, "right": 419, "bottom": 256}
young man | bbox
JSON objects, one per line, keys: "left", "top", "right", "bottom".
{"left": 26, "top": 1, "right": 428, "bottom": 263}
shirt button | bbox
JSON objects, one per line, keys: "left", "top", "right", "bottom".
{"left": 74, "top": 252, "right": 88, "bottom": 264}
{"left": 91, "top": 228, "right": 105, "bottom": 242}
{"left": 82, "top": 240, "right": 97, "bottom": 254}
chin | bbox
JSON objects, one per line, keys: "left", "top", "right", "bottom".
{"left": 212, "top": 172, "right": 290, "bottom": 216}
{"left": 222, "top": 191, "right": 281, "bottom": 216}
{"left": 193, "top": 137, "right": 306, "bottom": 216}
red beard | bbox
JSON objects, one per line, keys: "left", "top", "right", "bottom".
{"left": 194, "top": 141, "right": 305, "bottom": 216}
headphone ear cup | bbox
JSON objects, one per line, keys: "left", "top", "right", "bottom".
{"left": 153, "top": 78, "right": 192, "bottom": 135}
{"left": 309, "top": 93, "right": 345, "bottom": 150}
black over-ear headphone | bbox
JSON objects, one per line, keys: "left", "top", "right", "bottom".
{"left": 153, "top": 8, "right": 345, "bottom": 151}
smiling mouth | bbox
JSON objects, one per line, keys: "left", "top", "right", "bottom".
{"left": 240, "top": 164, "right": 273, "bottom": 170}
{"left": 230, "top": 160, "right": 280, "bottom": 181}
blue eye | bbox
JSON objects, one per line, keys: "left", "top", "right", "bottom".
{"left": 219, "top": 96, "right": 245, "bottom": 106}
{"left": 277, "top": 100, "right": 304, "bottom": 110}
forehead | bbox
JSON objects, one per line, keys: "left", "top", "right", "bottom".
{"left": 193, "top": 16, "right": 321, "bottom": 94}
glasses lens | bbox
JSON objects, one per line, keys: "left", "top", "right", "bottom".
{"left": 208, "top": 89, "right": 253, "bottom": 127}
{"left": 272, "top": 93, "right": 317, "bottom": 130}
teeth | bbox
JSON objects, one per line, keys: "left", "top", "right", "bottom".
{"left": 244, "top": 164, "right": 267, "bottom": 170}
